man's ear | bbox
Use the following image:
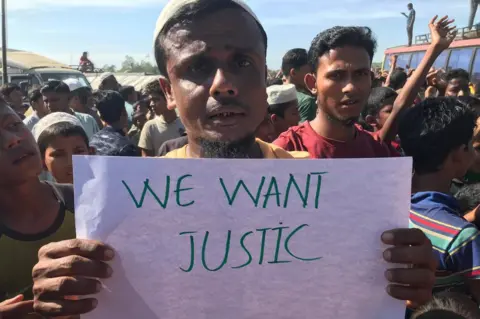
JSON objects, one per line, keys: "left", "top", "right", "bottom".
{"left": 305, "top": 73, "right": 317, "bottom": 95}
{"left": 159, "top": 77, "right": 176, "bottom": 111}
{"left": 289, "top": 68, "right": 296, "bottom": 78}
{"left": 89, "top": 147, "right": 96, "bottom": 155}
{"left": 271, "top": 114, "right": 278, "bottom": 123}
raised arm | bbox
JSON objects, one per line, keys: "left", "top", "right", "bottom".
{"left": 383, "top": 55, "right": 398, "bottom": 88}
{"left": 377, "top": 15, "right": 457, "bottom": 142}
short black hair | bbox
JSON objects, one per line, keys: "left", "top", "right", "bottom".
{"left": 399, "top": 97, "right": 476, "bottom": 175}
{"left": 308, "top": 26, "right": 376, "bottom": 71}
{"left": 119, "top": 85, "right": 136, "bottom": 101}
{"left": 40, "top": 80, "right": 70, "bottom": 95}
{"left": 37, "top": 122, "right": 89, "bottom": 157}
{"left": 143, "top": 80, "right": 164, "bottom": 97}
{"left": 133, "top": 98, "right": 152, "bottom": 113}
{"left": 389, "top": 69, "right": 408, "bottom": 90}
{"left": 96, "top": 90, "right": 126, "bottom": 124}
{"left": 154, "top": 0, "right": 268, "bottom": 78}
{"left": 1, "top": 83, "right": 21, "bottom": 98}
{"left": 458, "top": 95, "right": 480, "bottom": 115}
{"left": 446, "top": 68, "right": 470, "bottom": 83}
{"left": 455, "top": 183, "right": 480, "bottom": 213}
{"left": 71, "top": 86, "right": 92, "bottom": 106}
{"left": 281, "top": 48, "right": 308, "bottom": 76}
{"left": 362, "top": 86, "right": 398, "bottom": 118}
{"left": 28, "top": 88, "right": 43, "bottom": 104}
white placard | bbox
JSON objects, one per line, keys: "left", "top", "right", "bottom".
{"left": 74, "top": 156, "right": 412, "bottom": 319}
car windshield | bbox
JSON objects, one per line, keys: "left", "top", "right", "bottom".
{"left": 40, "top": 73, "right": 91, "bottom": 87}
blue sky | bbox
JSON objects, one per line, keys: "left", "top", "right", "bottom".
{"left": 7, "top": 0, "right": 473, "bottom": 69}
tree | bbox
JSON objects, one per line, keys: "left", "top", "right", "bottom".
{"left": 118, "top": 55, "right": 160, "bottom": 74}
{"left": 102, "top": 64, "right": 117, "bottom": 72}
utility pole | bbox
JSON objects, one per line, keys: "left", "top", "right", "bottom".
{"left": 1, "top": 0, "right": 7, "bottom": 85}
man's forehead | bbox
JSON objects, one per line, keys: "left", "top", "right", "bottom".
{"left": 319, "top": 47, "right": 370, "bottom": 68}
{"left": 164, "top": 9, "right": 264, "bottom": 53}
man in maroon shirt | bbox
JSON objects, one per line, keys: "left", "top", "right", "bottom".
{"left": 274, "top": 16, "right": 457, "bottom": 159}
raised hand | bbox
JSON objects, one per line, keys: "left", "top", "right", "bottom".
{"left": 429, "top": 15, "right": 457, "bottom": 50}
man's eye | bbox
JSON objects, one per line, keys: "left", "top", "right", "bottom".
{"left": 237, "top": 59, "right": 251, "bottom": 68}
{"left": 189, "top": 60, "right": 210, "bottom": 73}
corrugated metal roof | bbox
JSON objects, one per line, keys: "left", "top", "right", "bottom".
{"left": 86, "top": 73, "right": 161, "bottom": 91}
{"left": 0, "top": 50, "right": 71, "bottom": 70}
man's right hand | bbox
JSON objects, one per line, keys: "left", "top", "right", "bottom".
{"left": 32, "top": 239, "right": 115, "bottom": 317}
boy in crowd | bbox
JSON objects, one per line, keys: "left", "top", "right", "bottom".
{"left": 138, "top": 80, "right": 184, "bottom": 156}
{"left": 445, "top": 69, "right": 471, "bottom": 97}
{"left": 1, "top": 83, "right": 27, "bottom": 119}
{"left": 89, "top": 91, "right": 140, "bottom": 156}
{"left": 451, "top": 96, "right": 480, "bottom": 194}
{"left": 128, "top": 106, "right": 148, "bottom": 147}
{"left": 362, "top": 86, "right": 402, "bottom": 152}
{"left": 23, "top": 88, "right": 49, "bottom": 131}
{"left": 274, "top": 16, "right": 457, "bottom": 158}
{"left": 455, "top": 183, "right": 480, "bottom": 227}
{"left": 119, "top": 85, "right": 137, "bottom": 128}
{"left": 0, "top": 100, "right": 75, "bottom": 318}
{"left": 40, "top": 80, "right": 99, "bottom": 139}
{"left": 267, "top": 84, "right": 300, "bottom": 139}
{"left": 64, "top": 79, "right": 103, "bottom": 129}
{"left": 281, "top": 48, "right": 317, "bottom": 123}
{"left": 400, "top": 97, "right": 480, "bottom": 305}
{"left": 34, "top": 112, "right": 92, "bottom": 184}
{"left": 31, "top": 1, "right": 438, "bottom": 317}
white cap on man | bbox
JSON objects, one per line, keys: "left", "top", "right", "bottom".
{"left": 153, "top": 0, "right": 260, "bottom": 45}
{"left": 63, "top": 78, "right": 87, "bottom": 92}
{"left": 267, "top": 84, "right": 297, "bottom": 105}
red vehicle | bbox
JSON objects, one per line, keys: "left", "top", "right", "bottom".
{"left": 382, "top": 26, "right": 480, "bottom": 84}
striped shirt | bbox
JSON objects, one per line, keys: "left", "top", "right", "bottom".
{"left": 409, "top": 192, "right": 480, "bottom": 295}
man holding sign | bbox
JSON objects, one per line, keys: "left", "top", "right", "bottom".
{"left": 31, "top": 0, "right": 436, "bottom": 317}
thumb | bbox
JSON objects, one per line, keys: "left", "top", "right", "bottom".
{"left": 0, "top": 295, "right": 23, "bottom": 306}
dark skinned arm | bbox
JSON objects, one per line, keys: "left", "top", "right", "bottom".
{"left": 377, "top": 15, "right": 457, "bottom": 143}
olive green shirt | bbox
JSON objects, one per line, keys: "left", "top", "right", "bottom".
{"left": 297, "top": 91, "right": 317, "bottom": 123}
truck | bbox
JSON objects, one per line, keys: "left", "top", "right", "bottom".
{"left": 0, "top": 49, "right": 91, "bottom": 92}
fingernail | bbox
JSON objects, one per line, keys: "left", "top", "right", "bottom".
{"left": 381, "top": 232, "right": 394, "bottom": 243}
{"left": 383, "top": 249, "right": 392, "bottom": 261}
{"left": 104, "top": 249, "right": 115, "bottom": 260}
{"left": 91, "top": 299, "right": 98, "bottom": 309}
{"left": 96, "top": 282, "right": 102, "bottom": 292}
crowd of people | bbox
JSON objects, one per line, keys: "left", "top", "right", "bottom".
{"left": 2, "top": 0, "right": 480, "bottom": 318}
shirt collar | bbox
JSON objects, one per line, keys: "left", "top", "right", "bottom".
{"left": 411, "top": 191, "right": 460, "bottom": 213}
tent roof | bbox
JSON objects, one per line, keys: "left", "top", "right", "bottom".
{"left": 85, "top": 73, "right": 161, "bottom": 91}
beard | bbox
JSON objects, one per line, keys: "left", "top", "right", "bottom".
{"left": 198, "top": 134, "right": 256, "bottom": 158}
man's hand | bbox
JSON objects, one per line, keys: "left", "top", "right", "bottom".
{"left": 389, "top": 55, "right": 398, "bottom": 66}
{"left": 0, "top": 295, "right": 34, "bottom": 319}
{"left": 381, "top": 228, "right": 436, "bottom": 308}
{"left": 429, "top": 15, "right": 457, "bottom": 51}
{"left": 32, "top": 239, "right": 115, "bottom": 317}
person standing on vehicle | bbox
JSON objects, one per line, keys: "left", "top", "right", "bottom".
{"left": 469, "top": 0, "right": 480, "bottom": 30}
{"left": 402, "top": 3, "right": 416, "bottom": 46}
